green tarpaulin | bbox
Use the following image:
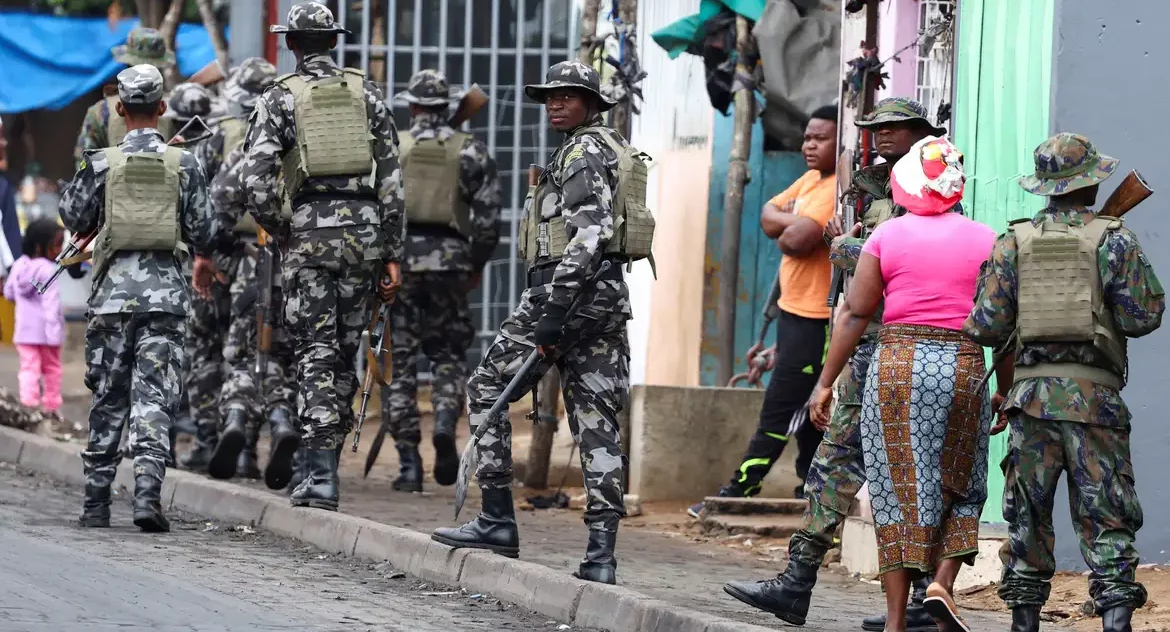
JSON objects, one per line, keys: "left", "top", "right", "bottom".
{"left": 651, "top": 0, "right": 767, "bottom": 59}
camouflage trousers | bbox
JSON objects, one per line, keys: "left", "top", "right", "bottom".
{"left": 381, "top": 271, "right": 475, "bottom": 447}
{"left": 788, "top": 340, "right": 875, "bottom": 568}
{"left": 998, "top": 414, "right": 1147, "bottom": 612}
{"left": 219, "top": 251, "right": 295, "bottom": 431}
{"left": 469, "top": 284, "right": 630, "bottom": 531}
{"left": 82, "top": 313, "right": 185, "bottom": 494}
{"left": 185, "top": 277, "right": 231, "bottom": 443}
{"left": 284, "top": 261, "right": 378, "bottom": 450}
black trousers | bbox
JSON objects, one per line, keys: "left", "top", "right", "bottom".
{"left": 729, "top": 309, "right": 828, "bottom": 496}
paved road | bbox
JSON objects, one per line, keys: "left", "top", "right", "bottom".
{"left": 0, "top": 463, "right": 592, "bottom": 632}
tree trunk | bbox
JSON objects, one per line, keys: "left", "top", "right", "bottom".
{"left": 195, "top": 0, "right": 229, "bottom": 72}
{"left": 523, "top": 371, "right": 562, "bottom": 489}
{"left": 715, "top": 15, "right": 755, "bottom": 386}
{"left": 158, "top": 0, "right": 184, "bottom": 88}
{"left": 578, "top": 0, "right": 603, "bottom": 64}
{"left": 607, "top": 0, "right": 637, "bottom": 139}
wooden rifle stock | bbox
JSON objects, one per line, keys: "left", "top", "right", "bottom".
{"left": 1099, "top": 170, "right": 1152, "bottom": 218}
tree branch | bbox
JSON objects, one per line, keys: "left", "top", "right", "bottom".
{"left": 159, "top": 0, "right": 184, "bottom": 87}
{"left": 194, "top": 0, "right": 229, "bottom": 72}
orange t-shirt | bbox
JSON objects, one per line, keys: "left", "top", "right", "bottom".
{"left": 769, "top": 170, "right": 838, "bottom": 320}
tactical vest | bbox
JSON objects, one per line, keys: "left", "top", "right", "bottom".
{"left": 92, "top": 147, "right": 183, "bottom": 276}
{"left": 518, "top": 126, "right": 655, "bottom": 271}
{"left": 104, "top": 95, "right": 173, "bottom": 147}
{"left": 399, "top": 131, "right": 472, "bottom": 236}
{"left": 275, "top": 69, "right": 374, "bottom": 199}
{"left": 1011, "top": 216, "right": 1127, "bottom": 388}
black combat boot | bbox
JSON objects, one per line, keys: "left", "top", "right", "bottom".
{"left": 180, "top": 421, "right": 217, "bottom": 472}
{"left": 1101, "top": 607, "right": 1133, "bottom": 632}
{"left": 132, "top": 469, "right": 170, "bottom": 533}
{"left": 264, "top": 407, "right": 301, "bottom": 490}
{"left": 572, "top": 528, "right": 619, "bottom": 584}
{"left": 861, "top": 575, "right": 938, "bottom": 632}
{"left": 432, "top": 410, "right": 459, "bottom": 486}
{"left": 392, "top": 443, "right": 423, "bottom": 493}
{"left": 78, "top": 483, "right": 111, "bottom": 528}
{"left": 723, "top": 558, "right": 818, "bottom": 626}
{"left": 432, "top": 485, "right": 520, "bottom": 558}
{"left": 237, "top": 423, "right": 262, "bottom": 480}
{"left": 1009, "top": 606, "right": 1041, "bottom": 632}
{"left": 208, "top": 408, "right": 248, "bottom": 480}
{"left": 289, "top": 448, "right": 340, "bottom": 511}
{"left": 286, "top": 446, "right": 308, "bottom": 496}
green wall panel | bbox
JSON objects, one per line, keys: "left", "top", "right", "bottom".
{"left": 953, "top": 0, "right": 1054, "bottom": 524}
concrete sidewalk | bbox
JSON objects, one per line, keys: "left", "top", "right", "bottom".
{"left": 0, "top": 344, "right": 1012, "bottom": 631}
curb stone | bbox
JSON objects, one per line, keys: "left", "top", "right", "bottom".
{"left": 0, "top": 425, "right": 779, "bottom": 632}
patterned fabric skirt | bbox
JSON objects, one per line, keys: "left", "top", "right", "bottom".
{"left": 861, "top": 324, "right": 991, "bottom": 574}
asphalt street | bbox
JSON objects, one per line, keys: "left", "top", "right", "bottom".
{"left": 0, "top": 462, "right": 593, "bottom": 632}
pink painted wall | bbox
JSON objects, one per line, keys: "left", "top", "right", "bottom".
{"left": 876, "top": 0, "right": 922, "bottom": 101}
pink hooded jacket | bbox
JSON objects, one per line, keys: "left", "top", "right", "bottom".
{"left": 3, "top": 255, "right": 64, "bottom": 347}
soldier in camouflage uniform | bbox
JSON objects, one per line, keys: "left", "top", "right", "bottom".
{"left": 964, "top": 133, "right": 1164, "bottom": 632}
{"left": 237, "top": 2, "right": 404, "bottom": 511}
{"left": 205, "top": 59, "right": 302, "bottom": 490}
{"left": 433, "top": 61, "right": 644, "bottom": 586}
{"left": 59, "top": 65, "right": 220, "bottom": 532}
{"left": 73, "top": 28, "right": 175, "bottom": 168}
{"left": 381, "top": 69, "right": 501, "bottom": 492}
{"left": 724, "top": 98, "right": 943, "bottom": 632}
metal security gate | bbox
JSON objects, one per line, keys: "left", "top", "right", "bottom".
{"left": 274, "top": 0, "right": 577, "bottom": 367}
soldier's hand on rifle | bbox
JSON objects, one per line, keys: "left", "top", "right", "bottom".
{"left": 829, "top": 222, "right": 864, "bottom": 250}
{"left": 533, "top": 302, "right": 568, "bottom": 357}
{"left": 989, "top": 391, "right": 1009, "bottom": 435}
{"left": 192, "top": 256, "right": 227, "bottom": 299}
{"left": 377, "top": 261, "right": 402, "bottom": 303}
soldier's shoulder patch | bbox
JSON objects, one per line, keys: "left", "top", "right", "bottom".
{"left": 563, "top": 143, "right": 587, "bottom": 166}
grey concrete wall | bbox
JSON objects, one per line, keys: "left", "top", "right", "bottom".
{"left": 1050, "top": 0, "right": 1170, "bottom": 567}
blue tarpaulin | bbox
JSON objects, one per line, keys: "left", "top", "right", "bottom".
{"left": 0, "top": 13, "right": 225, "bottom": 114}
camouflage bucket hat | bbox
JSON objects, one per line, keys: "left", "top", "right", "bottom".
{"left": 394, "top": 69, "right": 457, "bottom": 107}
{"left": 855, "top": 97, "right": 945, "bottom": 136}
{"left": 111, "top": 27, "right": 175, "bottom": 69}
{"left": 224, "top": 57, "right": 277, "bottom": 113}
{"left": 270, "top": 1, "right": 351, "bottom": 35}
{"left": 524, "top": 61, "right": 616, "bottom": 112}
{"left": 1018, "top": 132, "right": 1119, "bottom": 196}
{"left": 117, "top": 64, "right": 165, "bottom": 105}
{"left": 162, "top": 83, "right": 212, "bottom": 121}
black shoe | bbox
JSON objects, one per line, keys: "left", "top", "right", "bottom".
{"left": 432, "top": 411, "right": 459, "bottom": 486}
{"left": 723, "top": 558, "right": 817, "bottom": 626}
{"left": 289, "top": 448, "right": 339, "bottom": 511}
{"left": 78, "top": 484, "right": 111, "bottom": 528}
{"left": 1101, "top": 607, "right": 1133, "bottom": 632}
{"left": 432, "top": 485, "right": 520, "bottom": 558}
{"left": 1009, "top": 606, "right": 1041, "bottom": 632}
{"left": 208, "top": 408, "right": 248, "bottom": 480}
{"left": 392, "top": 443, "right": 423, "bottom": 493}
{"left": 264, "top": 407, "right": 300, "bottom": 490}
{"left": 179, "top": 442, "right": 215, "bottom": 472}
{"left": 286, "top": 446, "right": 308, "bottom": 496}
{"left": 572, "top": 529, "right": 618, "bottom": 584}
{"left": 132, "top": 474, "right": 170, "bottom": 533}
{"left": 686, "top": 481, "right": 751, "bottom": 519}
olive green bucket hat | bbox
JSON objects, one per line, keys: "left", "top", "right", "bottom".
{"left": 1018, "top": 132, "right": 1119, "bottom": 196}
{"left": 855, "top": 96, "right": 945, "bottom": 136}
{"left": 111, "top": 27, "right": 175, "bottom": 69}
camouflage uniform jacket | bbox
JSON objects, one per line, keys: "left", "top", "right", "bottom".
{"left": 828, "top": 163, "right": 899, "bottom": 333}
{"left": 404, "top": 111, "right": 501, "bottom": 272}
{"left": 197, "top": 123, "right": 228, "bottom": 183}
{"left": 963, "top": 207, "right": 1165, "bottom": 427}
{"left": 73, "top": 97, "right": 115, "bottom": 168}
{"left": 58, "top": 128, "right": 219, "bottom": 316}
{"left": 239, "top": 52, "right": 404, "bottom": 268}
{"left": 536, "top": 114, "right": 630, "bottom": 318}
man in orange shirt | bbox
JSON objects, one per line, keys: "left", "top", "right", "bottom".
{"left": 688, "top": 106, "right": 839, "bottom": 518}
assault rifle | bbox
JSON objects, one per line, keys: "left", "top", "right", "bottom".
{"left": 352, "top": 300, "right": 393, "bottom": 458}
{"left": 978, "top": 169, "right": 1153, "bottom": 393}
{"left": 246, "top": 228, "right": 279, "bottom": 396}
{"left": 449, "top": 84, "right": 488, "bottom": 128}
{"left": 34, "top": 229, "right": 95, "bottom": 295}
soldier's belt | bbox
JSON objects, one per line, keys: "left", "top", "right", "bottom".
{"left": 527, "top": 257, "right": 625, "bottom": 288}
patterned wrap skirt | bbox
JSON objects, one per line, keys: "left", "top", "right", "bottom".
{"left": 861, "top": 324, "right": 991, "bottom": 574}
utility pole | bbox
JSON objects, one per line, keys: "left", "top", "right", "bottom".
{"left": 715, "top": 15, "right": 755, "bottom": 387}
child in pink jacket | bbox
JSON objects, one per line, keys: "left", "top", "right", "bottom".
{"left": 3, "top": 219, "right": 65, "bottom": 412}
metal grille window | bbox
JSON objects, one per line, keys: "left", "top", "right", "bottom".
{"left": 915, "top": 0, "right": 956, "bottom": 128}
{"left": 273, "top": 0, "right": 577, "bottom": 368}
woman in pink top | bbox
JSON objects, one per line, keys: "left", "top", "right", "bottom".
{"left": 3, "top": 219, "right": 65, "bottom": 413}
{"left": 807, "top": 137, "right": 1006, "bottom": 632}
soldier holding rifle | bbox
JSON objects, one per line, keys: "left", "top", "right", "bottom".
{"left": 964, "top": 133, "right": 1164, "bottom": 632}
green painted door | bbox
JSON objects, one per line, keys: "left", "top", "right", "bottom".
{"left": 952, "top": 0, "right": 1055, "bottom": 523}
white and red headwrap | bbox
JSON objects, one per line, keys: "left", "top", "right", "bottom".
{"left": 891, "top": 135, "right": 965, "bottom": 216}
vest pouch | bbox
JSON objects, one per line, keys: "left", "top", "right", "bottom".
{"left": 400, "top": 133, "right": 471, "bottom": 235}
{"left": 1016, "top": 221, "right": 1096, "bottom": 343}
{"left": 279, "top": 71, "right": 373, "bottom": 196}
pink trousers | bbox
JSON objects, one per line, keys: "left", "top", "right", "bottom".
{"left": 15, "top": 344, "right": 62, "bottom": 412}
